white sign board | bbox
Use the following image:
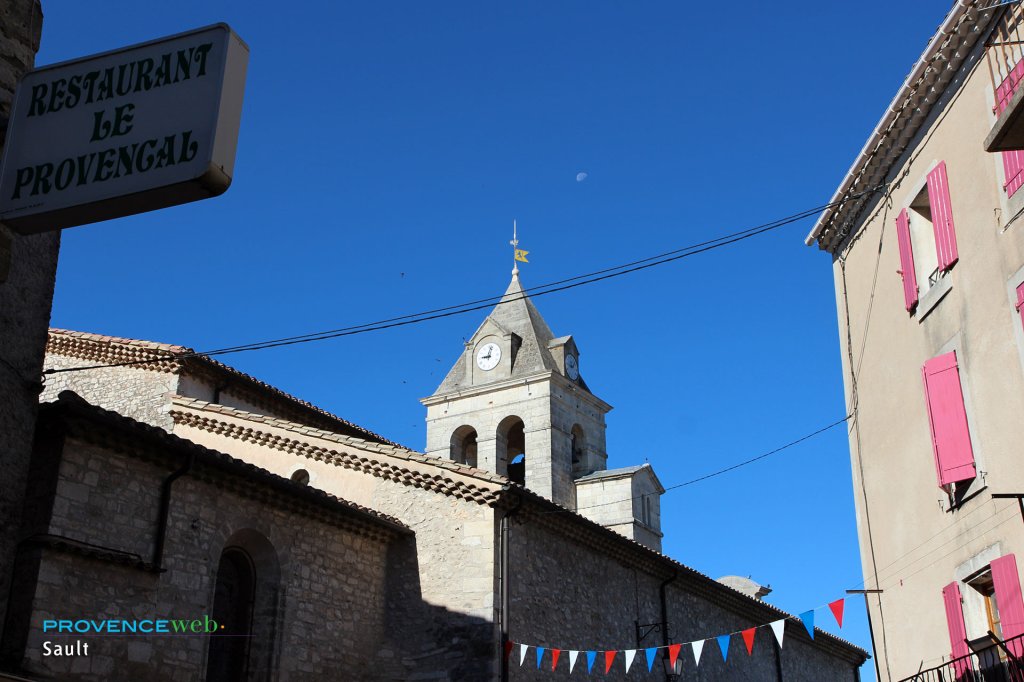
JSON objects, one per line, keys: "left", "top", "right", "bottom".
{"left": 0, "top": 24, "right": 248, "bottom": 234}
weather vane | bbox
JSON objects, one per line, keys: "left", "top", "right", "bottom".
{"left": 511, "top": 219, "right": 528, "bottom": 275}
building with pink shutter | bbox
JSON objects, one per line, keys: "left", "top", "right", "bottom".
{"left": 807, "top": 2, "right": 1024, "bottom": 680}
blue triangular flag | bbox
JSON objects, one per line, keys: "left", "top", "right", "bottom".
{"left": 799, "top": 610, "right": 815, "bottom": 639}
{"left": 717, "top": 634, "right": 730, "bottom": 662}
{"left": 536, "top": 647, "right": 545, "bottom": 668}
{"left": 645, "top": 648, "right": 657, "bottom": 672}
{"left": 586, "top": 650, "right": 597, "bottom": 673}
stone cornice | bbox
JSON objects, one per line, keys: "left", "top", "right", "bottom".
{"left": 40, "top": 393, "right": 411, "bottom": 543}
{"left": 421, "top": 370, "right": 612, "bottom": 413}
{"left": 171, "top": 398, "right": 505, "bottom": 506}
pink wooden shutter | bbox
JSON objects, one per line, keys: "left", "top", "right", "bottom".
{"left": 1002, "top": 150, "right": 1024, "bottom": 197}
{"left": 995, "top": 59, "right": 1024, "bottom": 115}
{"left": 996, "top": 63, "right": 1024, "bottom": 197}
{"left": 1017, "top": 282, "right": 1024, "bottom": 333}
{"left": 895, "top": 208, "right": 919, "bottom": 311}
{"left": 927, "top": 162, "right": 959, "bottom": 272}
{"left": 943, "top": 581, "right": 972, "bottom": 677}
{"left": 992, "top": 554, "right": 1024, "bottom": 655}
{"left": 921, "top": 351, "right": 977, "bottom": 487}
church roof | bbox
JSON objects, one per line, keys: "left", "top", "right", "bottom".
{"left": 45, "top": 328, "right": 402, "bottom": 448}
{"left": 574, "top": 463, "right": 665, "bottom": 492}
{"left": 433, "top": 272, "right": 561, "bottom": 395}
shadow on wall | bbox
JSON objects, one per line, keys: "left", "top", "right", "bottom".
{"left": 385, "top": 534, "right": 496, "bottom": 680}
{"left": 0, "top": 397, "right": 498, "bottom": 681}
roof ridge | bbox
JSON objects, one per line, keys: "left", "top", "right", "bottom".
{"left": 47, "top": 327, "right": 405, "bottom": 448}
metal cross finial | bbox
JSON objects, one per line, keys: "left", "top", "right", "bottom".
{"left": 510, "top": 219, "right": 519, "bottom": 275}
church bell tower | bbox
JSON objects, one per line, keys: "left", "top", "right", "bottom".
{"left": 421, "top": 268, "right": 611, "bottom": 510}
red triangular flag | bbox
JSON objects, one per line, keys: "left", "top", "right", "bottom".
{"left": 668, "top": 643, "right": 682, "bottom": 669}
{"left": 503, "top": 640, "right": 514, "bottom": 661}
{"left": 829, "top": 598, "right": 845, "bottom": 628}
{"left": 604, "top": 650, "right": 617, "bottom": 673}
{"left": 742, "top": 628, "right": 756, "bottom": 655}
{"left": 551, "top": 649, "right": 561, "bottom": 671}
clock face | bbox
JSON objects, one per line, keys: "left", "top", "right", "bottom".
{"left": 565, "top": 354, "right": 579, "bottom": 380}
{"left": 476, "top": 342, "right": 501, "bottom": 371}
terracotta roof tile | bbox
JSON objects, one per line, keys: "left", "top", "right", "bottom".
{"left": 46, "top": 328, "right": 404, "bottom": 448}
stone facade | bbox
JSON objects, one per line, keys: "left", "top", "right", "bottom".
{"left": 2, "top": 396, "right": 408, "bottom": 681}
{"left": 0, "top": 0, "right": 60, "bottom": 637}
{"left": 42, "top": 353, "right": 180, "bottom": 430}
{"left": 807, "top": 2, "right": 1024, "bottom": 678}
{"left": 24, "top": 326, "right": 869, "bottom": 680}
{"left": 509, "top": 508, "right": 864, "bottom": 681}
{"left": 170, "top": 396, "right": 503, "bottom": 679}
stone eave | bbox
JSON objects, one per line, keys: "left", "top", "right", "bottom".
{"left": 806, "top": 1, "right": 996, "bottom": 253}
{"left": 170, "top": 396, "right": 507, "bottom": 504}
{"left": 39, "top": 392, "right": 412, "bottom": 541}
{"left": 45, "top": 328, "right": 402, "bottom": 448}
{"left": 575, "top": 463, "right": 665, "bottom": 494}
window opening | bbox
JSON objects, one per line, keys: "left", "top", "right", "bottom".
{"left": 570, "top": 424, "right": 586, "bottom": 476}
{"left": 909, "top": 185, "right": 940, "bottom": 294}
{"left": 450, "top": 426, "right": 478, "bottom": 468}
{"left": 508, "top": 454, "right": 525, "bottom": 486}
{"left": 206, "top": 548, "right": 256, "bottom": 682}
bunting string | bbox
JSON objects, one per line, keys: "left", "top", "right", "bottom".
{"left": 504, "top": 594, "right": 852, "bottom": 674}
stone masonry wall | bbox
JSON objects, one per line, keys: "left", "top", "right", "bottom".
{"left": 17, "top": 437, "right": 398, "bottom": 681}
{"left": 509, "top": 516, "right": 859, "bottom": 681}
{"left": 41, "top": 357, "right": 180, "bottom": 431}
{"left": 174, "top": 409, "right": 499, "bottom": 680}
{"left": 0, "top": 0, "right": 60, "bottom": 631}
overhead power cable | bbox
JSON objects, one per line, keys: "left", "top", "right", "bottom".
{"left": 45, "top": 184, "right": 886, "bottom": 376}
{"left": 546, "top": 414, "right": 852, "bottom": 515}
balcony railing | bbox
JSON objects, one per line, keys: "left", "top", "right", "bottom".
{"left": 986, "top": 1, "right": 1024, "bottom": 114}
{"left": 898, "top": 632, "right": 1024, "bottom": 682}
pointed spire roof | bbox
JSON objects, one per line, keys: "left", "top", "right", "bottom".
{"left": 432, "top": 271, "right": 560, "bottom": 395}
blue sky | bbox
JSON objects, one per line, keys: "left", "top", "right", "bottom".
{"left": 38, "top": 1, "right": 951, "bottom": 677}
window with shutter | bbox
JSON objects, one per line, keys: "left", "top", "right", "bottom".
{"left": 896, "top": 208, "right": 918, "bottom": 312}
{"left": 898, "top": 162, "right": 958, "bottom": 314}
{"left": 996, "top": 60, "right": 1024, "bottom": 197}
{"left": 943, "top": 581, "right": 972, "bottom": 678}
{"left": 927, "top": 162, "right": 959, "bottom": 273}
{"left": 1016, "top": 282, "right": 1024, "bottom": 333}
{"left": 991, "top": 554, "right": 1024, "bottom": 656}
{"left": 921, "top": 351, "right": 976, "bottom": 488}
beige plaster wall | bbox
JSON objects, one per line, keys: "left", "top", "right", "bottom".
{"left": 829, "top": 30, "right": 1024, "bottom": 680}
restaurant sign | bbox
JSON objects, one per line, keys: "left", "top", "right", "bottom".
{"left": 0, "top": 24, "right": 248, "bottom": 234}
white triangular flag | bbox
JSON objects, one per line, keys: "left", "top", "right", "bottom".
{"left": 692, "top": 639, "right": 705, "bottom": 665}
{"left": 519, "top": 644, "right": 528, "bottom": 666}
{"left": 770, "top": 620, "right": 786, "bottom": 648}
{"left": 624, "top": 649, "right": 636, "bottom": 672}
{"left": 568, "top": 650, "right": 579, "bottom": 673}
